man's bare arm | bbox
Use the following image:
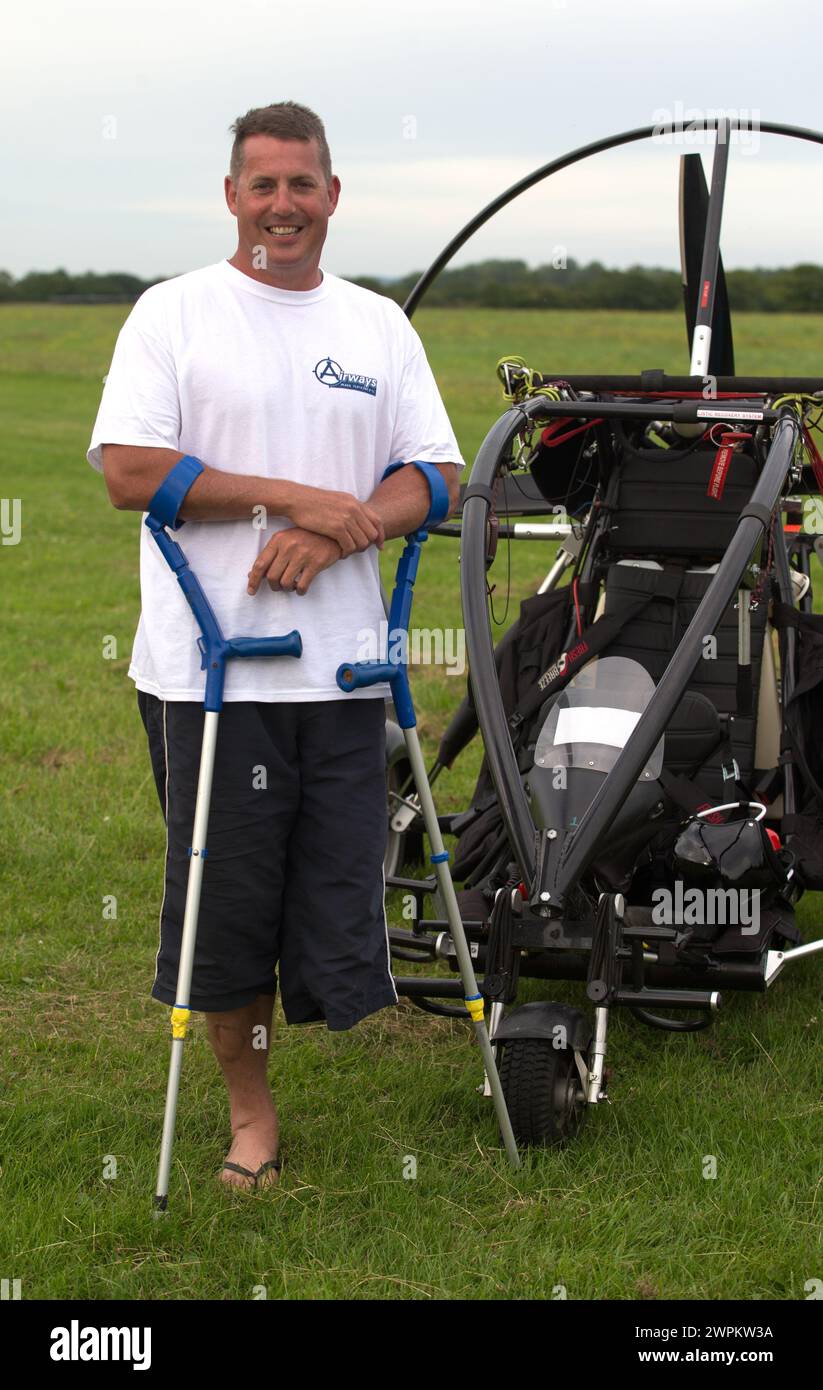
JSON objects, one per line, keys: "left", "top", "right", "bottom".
{"left": 365, "top": 461, "right": 461, "bottom": 539}
{"left": 99, "top": 444, "right": 384, "bottom": 557}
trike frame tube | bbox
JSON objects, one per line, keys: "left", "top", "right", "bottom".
{"left": 460, "top": 405, "right": 800, "bottom": 900}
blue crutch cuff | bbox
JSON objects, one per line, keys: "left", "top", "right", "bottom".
{"left": 382, "top": 459, "right": 451, "bottom": 528}
{"left": 146, "top": 455, "right": 205, "bottom": 531}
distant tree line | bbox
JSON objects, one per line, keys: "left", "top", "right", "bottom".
{"left": 0, "top": 269, "right": 161, "bottom": 304}
{"left": 2, "top": 260, "right": 823, "bottom": 310}
{"left": 357, "top": 259, "right": 823, "bottom": 312}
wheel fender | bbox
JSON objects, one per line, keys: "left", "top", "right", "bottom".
{"left": 385, "top": 717, "right": 409, "bottom": 768}
{"left": 492, "top": 1001, "right": 592, "bottom": 1054}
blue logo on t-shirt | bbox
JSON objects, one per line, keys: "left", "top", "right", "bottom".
{"left": 314, "top": 357, "right": 377, "bottom": 396}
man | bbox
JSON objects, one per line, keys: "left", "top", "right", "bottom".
{"left": 87, "top": 102, "right": 463, "bottom": 1190}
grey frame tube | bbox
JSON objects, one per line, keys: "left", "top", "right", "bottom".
{"left": 460, "top": 397, "right": 551, "bottom": 882}
{"left": 771, "top": 496, "right": 798, "bottom": 819}
{"left": 554, "top": 412, "right": 800, "bottom": 901}
{"left": 402, "top": 120, "right": 823, "bottom": 321}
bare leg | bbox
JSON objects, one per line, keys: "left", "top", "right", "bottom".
{"left": 206, "top": 993, "right": 279, "bottom": 1189}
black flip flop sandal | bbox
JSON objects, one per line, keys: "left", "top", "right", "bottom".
{"left": 221, "top": 1156, "right": 282, "bottom": 1190}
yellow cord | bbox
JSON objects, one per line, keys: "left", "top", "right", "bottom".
{"left": 496, "top": 354, "right": 564, "bottom": 406}
{"left": 496, "top": 355, "right": 566, "bottom": 462}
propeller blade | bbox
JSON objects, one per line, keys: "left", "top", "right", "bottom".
{"left": 679, "top": 151, "right": 735, "bottom": 376}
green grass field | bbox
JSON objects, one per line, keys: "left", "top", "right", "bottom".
{"left": 1, "top": 304, "right": 821, "bottom": 1301}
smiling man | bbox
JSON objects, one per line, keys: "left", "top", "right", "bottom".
{"left": 87, "top": 102, "right": 463, "bottom": 1191}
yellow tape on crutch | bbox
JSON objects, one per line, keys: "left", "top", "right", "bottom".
{"left": 171, "top": 1007, "right": 190, "bottom": 1040}
{"left": 464, "top": 993, "right": 485, "bottom": 1022}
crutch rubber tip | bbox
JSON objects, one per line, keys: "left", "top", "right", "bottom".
{"left": 153, "top": 1194, "right": 168, "bottom": 1213}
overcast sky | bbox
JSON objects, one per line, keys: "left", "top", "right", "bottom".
{"left": 3, "top": 0, "right": 822, "bottom": 282}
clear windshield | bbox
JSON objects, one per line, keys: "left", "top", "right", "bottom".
{"left": 533, "top": 656, "right": 664, "bottom": 778}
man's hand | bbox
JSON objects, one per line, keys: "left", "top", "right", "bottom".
{"left": 247, "top": 527, "right": 343, "bottom": 597}
{"left": 285, "top": 484, "right": 385, "bottom": 557}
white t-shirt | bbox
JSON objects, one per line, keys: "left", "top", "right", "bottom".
{"left": 87, "top": 259, "right": 464, "bottom": 702}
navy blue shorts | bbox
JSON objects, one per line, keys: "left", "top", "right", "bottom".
{"left": 137, "top": 691, "right": 398, "bottom": 1030}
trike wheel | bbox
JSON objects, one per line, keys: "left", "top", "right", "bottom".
{"left": 384, "top": 758, "right": 423, "bottom": 877}
{"left": 498, "top": 1037, "right": 588, "bottom": 1147}
{"left": 384, "top": 757, "right": 406, "bottom": 878}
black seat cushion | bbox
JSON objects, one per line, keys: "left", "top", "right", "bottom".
{"left": 606, "top": 442, "right": 759, "bottom": 560}
{"left": 603, "top": 563, "right": 766, "bottom": 797}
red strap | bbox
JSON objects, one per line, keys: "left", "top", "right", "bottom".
{"left": 540, "top": 418, "right": 603, "bottom": 449}
{"left": 708, "top": 444, "right": 733, "bottom": 500}
{"left": 707, "top": 430, "right": 751, "bottom": 501}
{"left": 572, "top": 577, "right": 582, "bottom": 637}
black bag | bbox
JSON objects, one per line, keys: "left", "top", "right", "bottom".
{"left": 530, "top": 426, "right": 600, "bottom": 515}
{"left": 772, "top": 602, "right": 823, "bottom": 889}
{"left": 450, "top": 798, "right": 513, "bottom": 889}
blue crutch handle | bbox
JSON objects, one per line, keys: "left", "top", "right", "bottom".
{"left": 337, "top": 660, "right": 397, "bottom": 690}
{"left": 227, "top": 634, "right": 302, "bottom": 660}
{"left": 336, "top": 658, "right": 415, "bottom": 728}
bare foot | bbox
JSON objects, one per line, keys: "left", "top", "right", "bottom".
{"left": 207, "top": 994, "right": 280, "bottom": 1192}
{"left": 221, "top": 1113, "right": 280, "bottom": 1191}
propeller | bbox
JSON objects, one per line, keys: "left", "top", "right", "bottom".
{"left": 679, "top": 146, "right": 735, "bottom": 376}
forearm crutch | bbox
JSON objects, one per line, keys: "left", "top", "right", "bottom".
{"left": 143, "top": 457, "right": 302, "bottom": 1211}
{"left": 336, "top": 460, "right": 521, "bottom": 1168}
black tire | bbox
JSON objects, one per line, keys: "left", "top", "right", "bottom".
{"left": 498, "top": 1037, "right": 588, "bottom": 1147}
{"left": 384, "top": 759, "right": 423, "bottom": 877}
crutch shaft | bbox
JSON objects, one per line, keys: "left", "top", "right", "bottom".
{"left": 175, "top": 712, "right": 219, "bottom": 1008}
{"left": 402, "top": 726, "right": 521, "bottom": 1168}
{"left": 154, "top": 1040, "right": 185, "bottom": 1209}
{"left": 153, "top": 710, "right": 220, "bottom": 1207}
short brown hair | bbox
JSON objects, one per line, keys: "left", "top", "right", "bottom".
{"left": 229, "top": 102, "right": 332, "bottom": 184}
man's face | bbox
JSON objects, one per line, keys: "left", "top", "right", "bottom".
{"left": 225, "top": 134, "right": 340, "bottom": 290}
